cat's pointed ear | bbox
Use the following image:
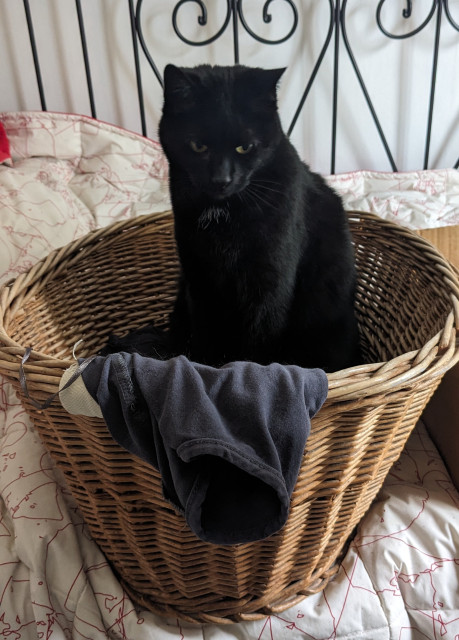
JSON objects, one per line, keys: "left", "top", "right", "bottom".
{"left": 265, "top": 67, "right": 287, "bottom": 90}
{"left": 263, "top": 67, "right": 286, "bottom": 103}
{"left": 246, "top": 67, "right": 286, "bottom": 110}
{"left": 163, "top": 64, "right": 196, "bottom": 113}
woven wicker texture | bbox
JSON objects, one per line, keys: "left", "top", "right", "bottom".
{"left": 0, "top": 210, "right": 458, "bottom": 624}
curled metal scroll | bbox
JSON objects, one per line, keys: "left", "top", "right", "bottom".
{"left": 171, "top": 0, "right": 299, "bottom": 47}
{"left": 237, "top": 0, "right": 299, "bottom": 45}
{"left": 376, "top": 0, "right": 438, "bottom": 39}
{"left": 172, "top": 0, "right": 232, "bottom": 47}
{"left": 377, "top": 0, "right": 459, "bottom": 36}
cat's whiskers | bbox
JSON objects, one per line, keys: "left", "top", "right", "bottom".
{"left": 237, "top": 188, "right": 264, "bottom": 215}
{"left": 250, "top": 180, "right": 284, "bottom": 197}
{"left": 243, "top": 184, "right": 275, "bottom": 210}
{"left": 252, "top": 178, "right": 284, "bottom": 189}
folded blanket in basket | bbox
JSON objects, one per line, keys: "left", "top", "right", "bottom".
{"left": 59, "top": 353, "right": 328, "bottom": 544}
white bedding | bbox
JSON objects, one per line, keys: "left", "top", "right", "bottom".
{"left": 1, "top": 111, "right": 458, "bottom": 640}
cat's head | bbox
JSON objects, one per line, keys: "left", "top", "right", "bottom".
{"left": 159, "top": 64, "right": 285, "bottom": 201}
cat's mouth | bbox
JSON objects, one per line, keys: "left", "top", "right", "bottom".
{"left": 208, "top": 190, "right": 233, "bottom": 201}
{"left": 204, "top": 179, "right": 248, "bottom": 202}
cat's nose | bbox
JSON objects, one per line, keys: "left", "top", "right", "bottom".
{"left": 210, "top": 159, "right": 233, "bottom": 193}
{"left": 211, "top": 177, "right": 232, "bottom": 193}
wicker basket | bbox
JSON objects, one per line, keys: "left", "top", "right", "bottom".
{"left": 0, "top": 210, "right": 458, "bottom": 624}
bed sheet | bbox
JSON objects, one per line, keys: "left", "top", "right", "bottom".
{"left": 1, "top": 111, "right": 458, "bottom": 640}
{"left": 327, "top": 169, "right": 459, "bottom": 229}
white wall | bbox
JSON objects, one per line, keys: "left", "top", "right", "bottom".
{"left": 0, "top": 0, "right": 458, "bottom": 174}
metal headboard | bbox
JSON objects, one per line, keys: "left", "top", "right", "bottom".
{"left": 8, "top": 1, "right": 459, "bottom": 173}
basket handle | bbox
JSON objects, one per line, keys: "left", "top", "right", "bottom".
{"left": 20, "top": 346, "right": 97, "bottom": 410}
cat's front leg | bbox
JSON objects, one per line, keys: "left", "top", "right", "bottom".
{"left": 187, "top": 315, "right": 232, "bottom": 367}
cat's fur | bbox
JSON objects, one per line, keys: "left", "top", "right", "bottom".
{"left": 156, "top": 64, "right": 360, "bottom": 372}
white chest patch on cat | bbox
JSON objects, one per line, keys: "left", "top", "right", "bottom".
{"left": 198, "top": 204, "right": 230, "bottom": 229}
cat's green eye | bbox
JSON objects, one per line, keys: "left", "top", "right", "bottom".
{"left": 190, "top": 141, "right": 208, "bottom": 153}
{"left": 235, "top": 143, "right": 253, "bottom": 155}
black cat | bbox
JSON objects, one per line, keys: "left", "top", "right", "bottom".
{"left": 156, "top": 64, "right": 360, "bottom": 372}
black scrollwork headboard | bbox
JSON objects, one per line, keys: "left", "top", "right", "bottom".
{"left": 3, "top": 0, "right": 459, "bottom": 173}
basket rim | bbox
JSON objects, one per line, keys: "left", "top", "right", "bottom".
{"left": 0, "top": 209, "right": 458, "bottom": 402}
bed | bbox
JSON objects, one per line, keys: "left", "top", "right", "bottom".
{"left": 1, "top": 2, "right": 459, "bottom": 639}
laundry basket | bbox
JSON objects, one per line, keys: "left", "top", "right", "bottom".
{"left": 0, "top": 209, "right": 458, "bottom": 624}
